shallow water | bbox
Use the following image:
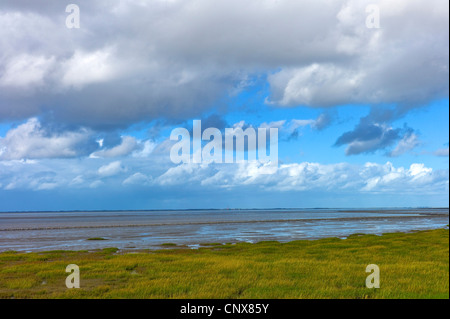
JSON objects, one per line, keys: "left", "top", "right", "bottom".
{"left": 0, "top": 208, "right": 448, "bottom": 252}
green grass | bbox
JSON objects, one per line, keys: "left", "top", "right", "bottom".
{"left": 0, "top": 229, "right": 448, "bottom": 299}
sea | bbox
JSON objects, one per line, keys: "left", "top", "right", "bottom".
{"left": 0, "top": 208, "right": 448, "bottom": 252}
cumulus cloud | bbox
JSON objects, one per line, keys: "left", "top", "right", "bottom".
{"left": 285, "top": 112, "right": 335, "bottom": 140}
{"left": 0, "top": 118, "right": 158, "bottom": 161}
{"left": 334, "top": 106, "right": 421, "bottom": 156}
{"left": 0, "top": 0, "right": 447, "bottom": 128}
{"left": 267, "top": 0, "right": 449, "bottom": 108}
{"left": 131, "top": 140, "right": 157, "bottom": 158}
{"left": 0, "top": 0, "right": 447, "bottom": 205}
{"left": 61, "top": 48, "right": 119, "bottom": 89}
{"left": 259, "top": 120, "right": 286, "bottom": 130}
{"left": 3, "top": 171, "right": 58, "bottom": 191}
{"left": 123, "top": 172, "right": 152, "bottom": 186}
{"left": 70, "top": 175, "right": 85, "bottom": 186}
{"left": 335, "top": 123, "right": 401, "bottom": 155}
{"left": 155, "top": 161, "right": 448, "bottom": 194}
{"left": 91, "top": 136, "right": 139, "bottom": 158}
{"left": 388, "top": 132, "right": 420, "bottom": 157}
{"left": 360, "top": 162, "right": 435, "bottom": 191}
{"left": 218, "top": 115, "right": 333, "bottom": 146}
{"left": 1, "top": 154, "right": 447, "bottom": 197}
{"left": 0, "top": 118, "right": 97, "bottom": 160}
{"left": 98, "top": 161, "right": 127, "bottom": 177}
{"left": 0, "top": 54, "right": 55, "bottom": 87}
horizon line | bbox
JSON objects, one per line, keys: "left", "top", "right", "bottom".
{"left": 0, "top": 207, "right": 448, "bottom": 213}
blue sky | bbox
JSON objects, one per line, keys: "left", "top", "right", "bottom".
{"left": 0, "top": 0, "right": 448, "bottom": 211}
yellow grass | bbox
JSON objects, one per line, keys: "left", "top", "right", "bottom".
{"left": 0, "top": 229, "right": 448, "bottom": 299}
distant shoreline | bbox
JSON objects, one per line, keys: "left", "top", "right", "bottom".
{"left": 1, "top": 213, "right": 448, "bottom": 232}
{"left": 1, "top": 207, "right": 448, "bottom": 214}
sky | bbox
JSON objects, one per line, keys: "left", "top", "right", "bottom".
{"left": 0, "top": 0, "right": 448, "bottom": 211}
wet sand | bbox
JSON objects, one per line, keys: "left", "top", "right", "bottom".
{"left": 0, "top": 208, "right": 448, "bottom": 252}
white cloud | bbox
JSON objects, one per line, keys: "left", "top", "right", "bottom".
{"left": 0, "top": 54, "right": 55, "bottom": 87}
{"left": 0, "top": 0, "right": 447, "bottom": 127}
{"left": 361, "top": 162, "right": 433, "bottom": 191}
{"left": 0, "top": 154, "right": 447, "bottom": 197}
{"left": 267, "top": 0, "right": 448, "bottom": 107}
{"left": 91, "top": 136, "right": 139, "bottom": 158}
{"left": 278, "top": 114, "right": 334, "bottom": 139}
{"left": 434, "top": 147, "right": 449, "bottom": 157}
{"left": 61, "top": 48, "right": 119, "bottom": 89}
{"left": 0, "top": 118, "right": 96, "bottom": 160}
{"left": 123, "top": 172, "right": 152, "bottom": 186}
{"left": 157, "top": 163, "right": 209, "bottom": 186}
{"left": 290, "top": 119, "right": 316, "bottom": 129}
{"left": 267, "top": 64, "right": 364, "bottom": 107}
{"left": 69, "top": 175, "right": 85, "bottom": 186}
{"left": 90, "top": 180, "right": 104, "bottom": 188}
{"left": 389, "top": 133, "right": 420, "bottom": 157}
{"left": 0, "top": 164, "right": 60, "bottom": 191}
{"left": 409, "top": 163, "right": 432, "bottom": 178}
{"left": 132, "top": 140, "right": 157, "bottom": 158}
{"left": 98, "top": 161, "right": 127, "bottom": 177}
{"left": 36, "top": 182, "right": 58, "bottom": 190}
{"left": 259, "top": 120, "right": 286, "bottom": 130}
{"left": 335, "top": 122, "right": 402, "bottom": 155}
{"left": 154, "top": 160, "right": 447, "bottom": 194}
